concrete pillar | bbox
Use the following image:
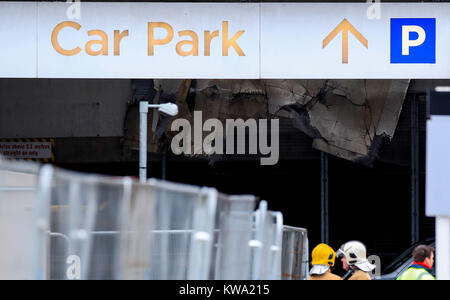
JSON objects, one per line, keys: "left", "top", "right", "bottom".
{"left": 436, "top": 216, "right": 450, "bottom": 280}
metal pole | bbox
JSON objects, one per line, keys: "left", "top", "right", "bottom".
{"left": 162, "top": 151, "right": 166, "bottom": 180}
{"left": 436, "top": 216, "right": 450, "bottom": 280}
{"left": 411, "top": 94, "right": 419, "bottom": 244}
{"left": 139, "top": 101, "right": 148, "bottom": 183}
{"left": 321, "top": 152, "right": 329, "bottom": 244}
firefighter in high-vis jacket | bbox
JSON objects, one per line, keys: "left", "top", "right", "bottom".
{"left": 337, "top": 241, "right": 376, "bottom": 280}
{"left": 309, "top": 243, "right": 342, "bottom": 280}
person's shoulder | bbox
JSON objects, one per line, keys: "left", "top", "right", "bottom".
{"left": 420, "top": 272, "right": 435, "bottom": 280}
{"left": 326, "top": 273, "right": 343, "bottom": 280}
{"left": 321, "top": 272, "right": 343, "bottom": 280}
{"left": 348, "top": 270, "right": 371, "bottom": 280}
{"left": 309, "top": 273, "right": 342, "bottom": 280}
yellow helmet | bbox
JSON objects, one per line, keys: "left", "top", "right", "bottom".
{"left": 311, "top": 243, "right": 336, "bottom": 267}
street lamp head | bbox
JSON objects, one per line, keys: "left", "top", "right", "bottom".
{"left": 435, "top": 86, "right": 450, "bottom": 92}
{"left": 158, "top": 103, "right": 178, "bottom": 116}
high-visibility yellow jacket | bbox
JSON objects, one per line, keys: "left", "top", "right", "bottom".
{"left": 397, "top": 263, "right": 435, "bottom": 280}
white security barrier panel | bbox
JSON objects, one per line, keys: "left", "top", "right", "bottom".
{"left": 249, "top": 201, "right": 267, "bottom": 280}
{"left": 250, "top": 201, "right": 284, "bottom": 280}
{"left": 0, "top": 159, "right": 40, "bottom": 279}
{"left": 281, "top": 226, "right": 309, "bottom": 280}
{"left": 120, "top": 181, "right": 156, "bottom": 280}
{"left": 211, "top": 194, "right": 256, "bottom": 279}
{"left": 0, "top": 158, "right": 287, "bottom": 280}
{"left": 34, "top": 165, "right": 141, "bottom": 280}
{"left": 35, "top": 168, "right": 218, "bottom": 280}
{"left": 262, "top": 211, "right": 283, "bottom": 280}
{"left": 147, "top": 179, "right": 217, "bottom": 280}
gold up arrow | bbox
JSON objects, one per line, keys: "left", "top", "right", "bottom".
{"left": 323, "top": 19, "right": 368, "bottom": 64}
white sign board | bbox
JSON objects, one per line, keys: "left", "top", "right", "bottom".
{"left": 0, "top": 2, "right": 37, "bottom": 78}
{"left": 0, "top": 142, "right": 52, "bottom": 160}
{"left": 0, "top": 2, "right": 450, "bottom": 78}
{"left": 37, "top": 2, "right": 260, "bottom": 78}
{"left": 261, "top": 3, "right": 450, "bottom": 79}
{"left": 426, "top": 116, "right": 450, "bottom": 216}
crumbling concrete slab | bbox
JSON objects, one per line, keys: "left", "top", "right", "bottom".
{"left": 306, "top": 80, "right": 409, "bottom": 165}
{"left": 124, "top": 79, "right": 410, "bottom": 166}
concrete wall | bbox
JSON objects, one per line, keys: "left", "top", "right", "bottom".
{"left": 0, "top": 79, "right": 132, "bottom": 138}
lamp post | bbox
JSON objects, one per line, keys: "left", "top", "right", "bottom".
{"left": 139, "top": 101, "right": 178, "bottom": 183}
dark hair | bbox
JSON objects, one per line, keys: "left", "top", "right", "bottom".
{"left": 412, "top": 245, "right": 435, "bottom": 263}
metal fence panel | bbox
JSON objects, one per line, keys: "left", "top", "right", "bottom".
{"left": 39, "top": 166, "right": 135, "bottom": 280}
{"left": 36, "top": 169, "right": 217, "bottom": 280}
{"left": 0, "top": 159, "right": 289, "bottom": 280}
{"left": 120, "top": 181, "right": 156, "bottom": 280}
{"left": 148, "top": 179, "right": 217, "bottom": 280}
{"left": 261, "top": 211, "right": 283, "bottom": 280}
{"left": 281, "top": 226, "right": 309, "bottom": 280}
{"left": 0, "top": 159, "right": 40, "bottom": 279}
{"left": 211, "top": 194, "right": 256, "bottom": 280}
{"left": 250, "top": 201, "right": 283, "bottom": 280}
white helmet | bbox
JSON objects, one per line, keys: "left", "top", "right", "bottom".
{"left": 337, "top": 241, "right": 375, "bottom": 272}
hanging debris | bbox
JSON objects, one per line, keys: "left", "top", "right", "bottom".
{"left": 123, "top": 79, "right": 410, "bottom": 166}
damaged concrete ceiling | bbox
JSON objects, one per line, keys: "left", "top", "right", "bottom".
{"left": 124, "top": 79, "right": 410, "bottom": 166}
{"left": 265, "top": 79, "right": 410, "bottom": 164}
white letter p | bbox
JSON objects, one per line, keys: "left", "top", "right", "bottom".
{"left": 402, "top": 25, "right": 426, "bottom": 55}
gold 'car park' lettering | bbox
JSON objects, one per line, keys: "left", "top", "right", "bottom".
{"left": 51, "top": 21, "right": 245, "bottom": 57}
{"left": 51, "top": 21, "right": 81, "bottom": 56}
{"left": 51, "top": 21, "right": 129, "bottom": 56}
{"left": 148, "top": 21, "right": 245, "bottom": 56}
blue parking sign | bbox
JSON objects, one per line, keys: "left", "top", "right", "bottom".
{"left": 390, "top": 18, "right": 436, "bottom": 64}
